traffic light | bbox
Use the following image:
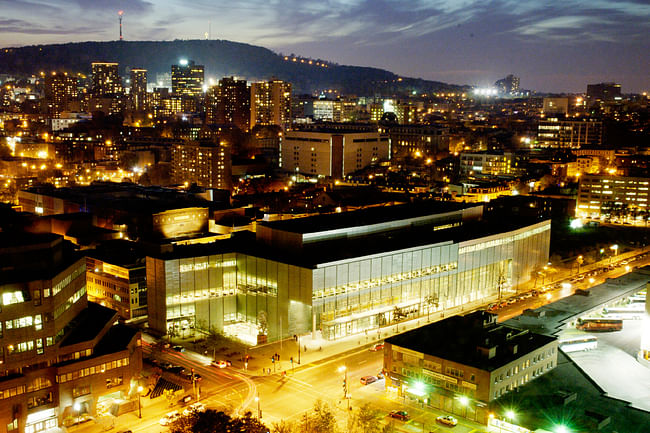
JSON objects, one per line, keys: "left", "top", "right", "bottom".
{"left": 290, "top": 357, "right": 293, "bottom": 364}
{"left": 271, "top": 357, "right": 275, "bottom": 363}
{"left": 342, "top": 378, "right": 347, "bottom": 394}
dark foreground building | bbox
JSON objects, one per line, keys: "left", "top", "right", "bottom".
{"left": 0, "top": 233, "right": 142, "bottom": 433}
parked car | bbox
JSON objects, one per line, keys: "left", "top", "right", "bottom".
{"left": 159, "top": 411, "right": 180, "bottom": 426}
{"left": 360, "top": 375, "right": 377, "bottom": 385}
{"left": 172, "top": 345, "right": 185, "bottom": 352}
{"left": 389, "top": 410, "right": 409, "bottom": 421}
{"left": 370, "top": 343, "right": 384, "bottom": 351}
{"left": 211, "top": 360, "right": 232, "bottom": 368}
{"left": 436, "top": 415, "right": 458, "bottom": 426}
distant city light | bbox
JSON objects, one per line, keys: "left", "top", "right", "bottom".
{"left": 473, "top": 88, "right": 498, "bottom": 96}
{"left": 570, "top": 219, "right": 583, "bottom": 229}
{"left": 179, "top": 59, "right": 189, "bottom": 66}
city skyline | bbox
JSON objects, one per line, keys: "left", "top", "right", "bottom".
{"left": 1, "top": 0, "right": 649, "bottom": 93}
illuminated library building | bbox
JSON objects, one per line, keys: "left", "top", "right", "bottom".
{"left": 147, "top": 202, "right": 550, "bottom": 344}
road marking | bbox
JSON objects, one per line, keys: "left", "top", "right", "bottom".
{"left": 358, "top": 360, "right": 367, "bottom": 365}
{"left": 289, "top": 377, "right": 314, "bottom": 387}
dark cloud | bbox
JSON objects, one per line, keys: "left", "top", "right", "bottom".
{"left": 0, "top": 0, "right": 648, "bottom": 91}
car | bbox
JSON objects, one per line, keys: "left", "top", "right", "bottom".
{"left": 370, "top": 343, "right": 384, "bottom": 351}
{"left": 360, "top": 375, "right": 377, "bottom": 385}
{"left": 182, "top": 402, "right": 206, "bottom": 416}
{"left": 172, "top": 345, "right": 185, "bottom": 352}
{"left": 211, "top": 360, "right": 232, "bottom": 368}
{"left": 159, "top": 411, "right": 180, "bottom": 426}
{"left": 167, "top": 365, "right": 185, "bottom": 375}
{"left": 389, "top": 410, "right": 409, "bottom": 421}
{"left": 436, "top": 415, "right": 458, "bottom": 426}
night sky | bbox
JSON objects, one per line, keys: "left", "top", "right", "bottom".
{"left": 1, "top": 0, "right": 649, "bottom": 93}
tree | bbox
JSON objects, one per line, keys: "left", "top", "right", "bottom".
{"left": 347, "top": 404, "right": 383, "bottom": 433}
{"left": 272, "top": 420, "right": 297, "bottom": 433}
{"left": 299, "top": 400, "right": 338, "bottom": 433}
{"left": 170, "top": 409, "right": 269, "bottom": 433}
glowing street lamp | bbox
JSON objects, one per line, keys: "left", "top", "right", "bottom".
{"left": 254, "top": 394, "right": 261, "bottom": 419}
{"left": 506, "top": 410, "right": 516, "bottom": 421}
{"left": 555, "top": 425, "right": 569, "bottom": 433}
{"left": 137, "top": 385, "right": 143, "bottom": 418}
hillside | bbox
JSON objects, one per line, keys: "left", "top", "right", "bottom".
{"left": 0, "top": 40, "right": 465, "bottom": 95}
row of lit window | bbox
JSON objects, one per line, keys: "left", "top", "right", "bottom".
{"left": 313, "top": 262, "right": 458, "bottom": 299}
{"left": 57, "top": 357, "right": 130, "bottom": 383}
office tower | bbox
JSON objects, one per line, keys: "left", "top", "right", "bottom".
{"left": 91, "top": 62, "right": 122, "bottom": 96}
{"left": 171, "top": 60, "right": 204, "bottom": 97}
{"left": 587, "top": 82, "right": 622, "bottom": 105}
{"left": 0, "top": 233, "right": 142, "bottom": 431}
{"left": 250, "top": 79, "right": 292, "bottom": 131}
{"left": 205, "top": 77, "right": 250, "bottom": 130}
{"left": 129, "top": 68, "right": 147, "bottom": 111}
{"left": 44, "top": 72, "right": 78, "bottom": 118}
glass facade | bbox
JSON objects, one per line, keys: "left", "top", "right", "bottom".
{"left": 150, "top": 221, "right": 550, "bottom": 343}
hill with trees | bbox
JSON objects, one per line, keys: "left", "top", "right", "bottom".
{"left": 0, "top": 39, "right": 466, "bottom": 95}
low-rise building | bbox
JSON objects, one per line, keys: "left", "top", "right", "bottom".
{"left": 576, "top": 174, "right": 650, "bottom": 221}
{"left": 384, "top": 311, "right": 557, "bottom": 424}
{"left": 537, "top": 117, "right": 602, "bottom": 148}
{"left": 86, "top": 243, "right": 147, "bottom": 320}
{"left": 459, "top": 152, "right": 514, "bottom": 177}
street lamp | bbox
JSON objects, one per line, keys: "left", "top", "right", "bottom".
{"left": 576, "top": 255, "right": 583, "bottom": 275}
{"left": 555, "top": 425, "right": 569, "bottom": 433}
{"left": 137, "top": 386, "right": 143, "bottom": 418}
{"left": 506, "top": 410, "right": 516, "bottom": 421}
{"left": 254, "top": 394, "right": 261, "bottom": 419}
{"left": 339, "top": 365, "right": 350, "bottom": 410}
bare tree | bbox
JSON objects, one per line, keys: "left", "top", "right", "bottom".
{"left": 299, "top": 400, "right": 338, "bottom": 433}
{"left": 347, "top": 404, "right": 383, "bottom": 433}
{"left": 272, "top": 420, "right": 296, "bottom": 433}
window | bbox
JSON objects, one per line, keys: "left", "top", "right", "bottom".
{"left": 6, "top": 420, "right": 17, "bottom": 432}
{"left": 106, "top": 376, "right": 123, "bottom": 388}
{"left": 73, "top": 385, "right": 91, "bottom": 398}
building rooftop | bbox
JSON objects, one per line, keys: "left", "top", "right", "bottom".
{"left": 149, "top": 216, "right": 549, "bottom": 268}
{"left": 259, "top": 201, "right": 475, "bottom": 235}
{"left": 386, "top": 311, "right": 556, "bottom": 372}
{"left": 22, "top": 181, "right": 223, "bottom": 214}
{"left": 0, "top": 233, "right": 83, "bottom": 284}
{"left": 93, "top": 323, "right": 139, "bottom": 356}
{"left": 492, "top": 351, "right": 650, "bottom": 433}
{"left": 60, "top": 302, "right": 117, "bottom": 347}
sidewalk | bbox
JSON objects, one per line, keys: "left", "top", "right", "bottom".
{"left": 232, "top": 317, "right": 431, "bottom": 377}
